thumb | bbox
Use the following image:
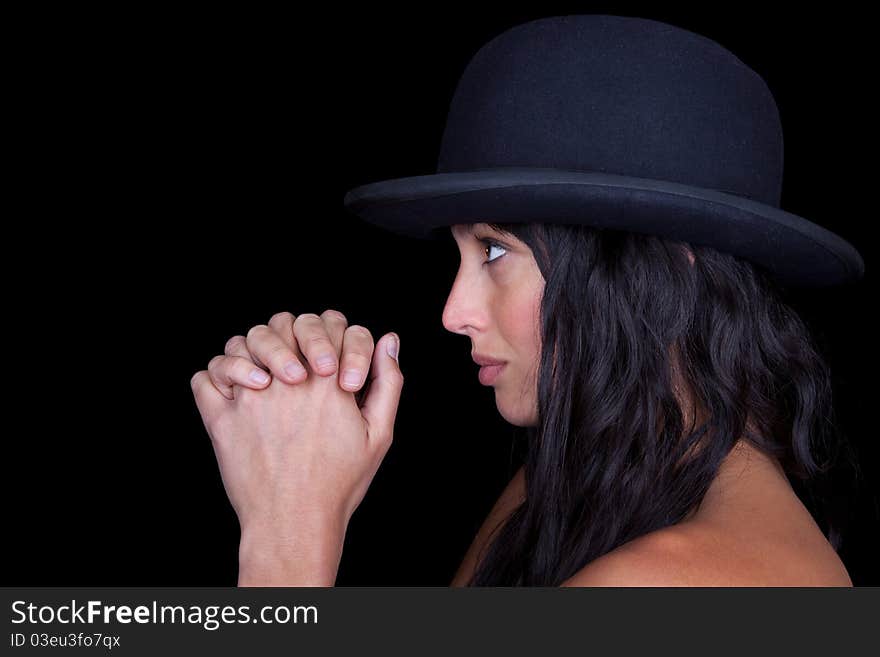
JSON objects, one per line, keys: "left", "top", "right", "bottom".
{"left": 189, "top": 370, "right": 228, "bottom": 436}
{"left": 361, "top": 332, "right": 404, "bottom": 446}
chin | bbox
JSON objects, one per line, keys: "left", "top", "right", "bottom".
{"left": 496, "top": 397, "right": 539, "bottom": 427}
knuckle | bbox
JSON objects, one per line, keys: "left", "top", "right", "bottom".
{"left": 321, "top": 309, "right": 348, "bottom": 324}
{"left": 305, "top": 334, "right": 332, "bottom": 347}
{"left": 375, "top": 431, "right": 395, "bottom": 450}
{"left": 224, "top": 335, "right": 245, "bottom": 353}
{"left": 207, "top": 355, "right": 226, "bottom": 371}
{"left": 230, "top": 357, "right": 252, "bottom": 378}
{"left": 269, "top": 311, "right": 294, "bottom": 325}
{"left": 293, "top": 313, "right": 320, "bottom": 327}
{"left": 246, "top": 324, "right": 269, "bottom": 340}
{"left": 265, "top": 341, "right": 292, "bottom": 360}
{"left": 346, "top": 324, "right": 374, "bottom": 341}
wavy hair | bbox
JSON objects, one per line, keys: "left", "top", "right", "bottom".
{"left": 465, "top": 221, "right": 862, "bottom": 586}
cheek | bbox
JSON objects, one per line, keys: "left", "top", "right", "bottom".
{"left": 501, "top": 290, "right": 543, "bottom": 362}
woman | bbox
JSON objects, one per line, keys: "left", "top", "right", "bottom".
{"left": 190, "top": 15, "right": 864, "bottom": 586}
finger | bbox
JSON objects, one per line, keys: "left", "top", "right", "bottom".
{"left": 207, "top": 355, "right": 234, "bottom": 399}
{"left": 228, "top": 328, "right": 307, "bottom": 385}
{"left": 209, "top": 354, "right": 271, "bottom": 398}
{"left": 224, "top": 334, "right": 270, "bottom": 372}
{"left": 292, "top": 313, "right": 340, "bottom": 377}
{"left": 361, "top": 333, "right": 404, "bottom": 449}
{"left": 268, "top": 311, "right": 297, "bottom": 347}
{"left": 338, "top": 325, "right": 375, "bottom": 392}
{"left": 267, "top": 311, "right": 308, "bottom": 377}
{"left": 190, "top": 370, "right": 229, "bottom": 425}
{"left": 246, "top": 324, "right": 308, "bottom": 384}
{"left": 320, "top": 309, "right": 349, "bottom": 355}
{"left": 224, "top": 335, "right": 262, "bottom": 366}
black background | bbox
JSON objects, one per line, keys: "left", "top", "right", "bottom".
{"left": 8, "top": 5, "right": 877, "bottom": 585}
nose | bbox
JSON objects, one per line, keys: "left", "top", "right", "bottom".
{"left": 441, "top": 266, "right": 486, "bottom": 336}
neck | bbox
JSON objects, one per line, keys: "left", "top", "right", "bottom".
{"left": 683, "top": 438, "right": 791, "bottom": 526}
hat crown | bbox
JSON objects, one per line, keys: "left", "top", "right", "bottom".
{"left": 437, "top": 15, "right": 784, "bottom": 207}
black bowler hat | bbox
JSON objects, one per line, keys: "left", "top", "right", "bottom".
{"left": 343, "top": 15, "right": 865, "bottom": 288}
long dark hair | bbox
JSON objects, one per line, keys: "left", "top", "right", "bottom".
{"left": 465, "top": 221, "right": 862, "bottom": 586}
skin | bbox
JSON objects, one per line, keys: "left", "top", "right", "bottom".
{"left": 441, "top": 222, "right": 545, "bottom": 426}
{"left": 192, "top": 309, "right": 403, "bottom": 586}
{"left": 207, "top": 309, "right": 381, "bottom": 398}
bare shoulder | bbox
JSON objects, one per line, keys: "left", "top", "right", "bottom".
{"left": 559, "top": 525, "right": 720, "bottom": 587}
{"left": 563, "top": 443, "right": 855, "bottom": 587}
{"left": 450, "top": 465, "right": 526, "bottom": 586}
{"left": 560, "top": 523, "right": 853, "bottom": 587}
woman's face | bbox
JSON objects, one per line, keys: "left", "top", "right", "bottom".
{"left": 442, "top": 222, "right": 545, "bottom": 427}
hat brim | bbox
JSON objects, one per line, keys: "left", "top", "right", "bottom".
{"left": 343, "top": 167, "right": 864, "bottom": 288}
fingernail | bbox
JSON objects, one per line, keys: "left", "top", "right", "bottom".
{"left": 387, "top": 334, "right": 399, "bottom": 360}
{"left": 342, "top": 369, "right": 362, "bottom": 388}
{"left": 249, "top": 369, "right": 270, "bottom": 385}
{"left": 316, "top": 354, "right": 336, "bottom": 372}
{"left": 284, "top": 361, "right": 306, "bottom": 379}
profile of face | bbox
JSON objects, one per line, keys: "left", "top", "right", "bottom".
{"left": 442, "top": 222, "right": 545, "bottom": 427}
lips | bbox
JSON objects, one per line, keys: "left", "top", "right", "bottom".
{"left": 472, "top": 353, "right": 507, "bottom": 386}
{"left": 472, "top": 353, "right": 506, "bottom": 367}
{"left": 477, "top": 363, "right": 505, "bottom": 385}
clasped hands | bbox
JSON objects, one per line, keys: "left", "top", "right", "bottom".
{"left": 190, "top": 310, "right": 403, "bottom": 586}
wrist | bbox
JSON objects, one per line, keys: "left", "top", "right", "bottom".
{"left": 238, "top": 514, "right": 346, "bottom": 587}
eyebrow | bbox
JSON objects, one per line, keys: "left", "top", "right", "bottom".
{"left": 454, "top": 222, "right": 509, "bottom": 238}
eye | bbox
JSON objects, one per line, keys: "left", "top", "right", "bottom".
{"left": 479, "top": 239, "right": 507, "bottom": 265}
